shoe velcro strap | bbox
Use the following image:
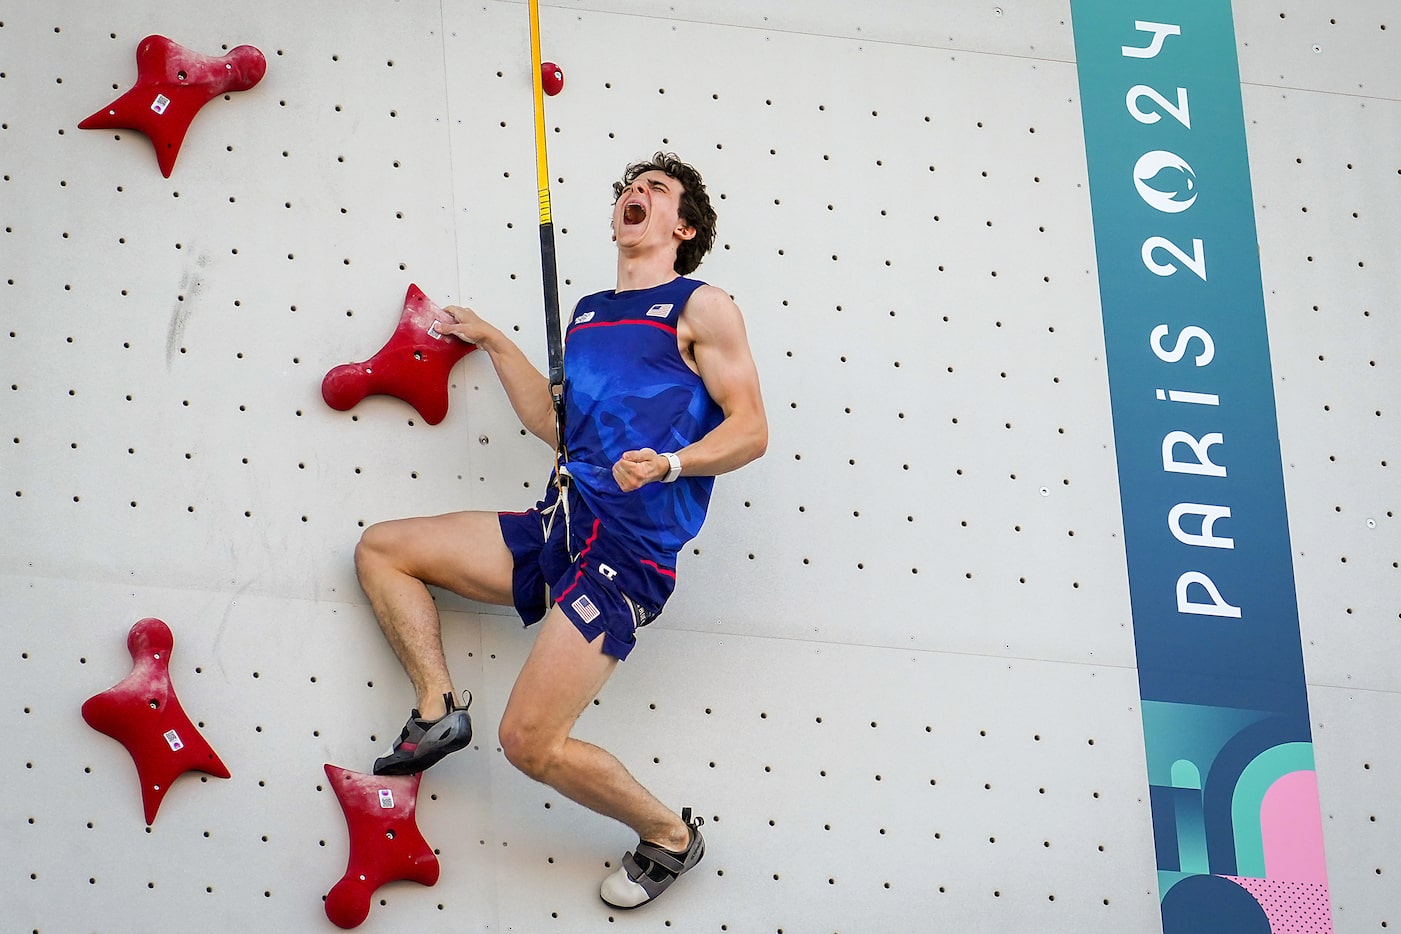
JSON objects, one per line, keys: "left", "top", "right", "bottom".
{"left": 619, "top": 850, "right": 670, "bottom": 902}
{"left": 632, "top": 841, "right": 688, "bottom": 876}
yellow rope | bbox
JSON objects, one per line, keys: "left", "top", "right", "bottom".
{"left": 528, "top": 0, "right": 551, "bottom": 225}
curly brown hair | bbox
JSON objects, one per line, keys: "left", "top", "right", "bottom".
{"left": 612, "top": 152, "right": 717, "bottom": 276}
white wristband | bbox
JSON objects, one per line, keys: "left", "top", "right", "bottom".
{"left": 661, "top": 452, "right": 682, "bottom": 483}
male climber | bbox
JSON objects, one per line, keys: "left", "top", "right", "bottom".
{"left": 353, "top": 152, "right": 767, "bottom": 908}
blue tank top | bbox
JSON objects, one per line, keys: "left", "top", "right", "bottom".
{"left": 560, "top": 277, "right": 724, "bottom": 561}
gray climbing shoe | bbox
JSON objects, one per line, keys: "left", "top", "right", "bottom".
{"left": 372, "top": 691, "right": 473, "bottom": 775}
{"left": 600, "top": 808, "right": 706, "bottom": 909}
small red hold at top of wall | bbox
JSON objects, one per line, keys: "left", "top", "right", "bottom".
{"left": 541, "top": 61, "right": 564, "bottom": 96}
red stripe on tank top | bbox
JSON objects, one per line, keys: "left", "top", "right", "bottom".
{"left": 569, "top": 319, "right": 677, "bottom": 337}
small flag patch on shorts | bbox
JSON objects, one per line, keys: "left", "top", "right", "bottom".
{"left": 571, "top": 593, "right": 601, "bottom": 623}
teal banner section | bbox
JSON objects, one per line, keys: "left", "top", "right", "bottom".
{"left": 1070, "top": 2, "right": 1333, "bottom": 931}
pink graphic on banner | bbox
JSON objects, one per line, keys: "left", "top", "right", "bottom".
{"left": 1261, "top": 771, "right": 1329, "bottom": 883}
{"left": 1226, "top": 877, "right": 1333, "bottom": 934}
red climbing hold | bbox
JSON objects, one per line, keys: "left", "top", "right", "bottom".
{"left": 78, "top": 35, "right": 266, "bottom": 178}
{"left": 323, "top": 764, "right": 440, "bottom": 929}
{"left": 321, "top": 283, "right": 478, "bottom": 425}
{"left": 80, "top": 618, "right": 231, "bottom": 825}
{"left": 541, "top": 61, "right": 565, "bottom": 96}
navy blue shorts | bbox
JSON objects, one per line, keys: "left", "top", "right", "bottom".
{"left": 498, "top": 480, "right": 677, "bottom": 660}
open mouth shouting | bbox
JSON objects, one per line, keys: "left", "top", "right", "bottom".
{"left": 622, "top": 199, "right": 647, "bottom": 226}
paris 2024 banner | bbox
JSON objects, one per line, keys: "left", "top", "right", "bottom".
{"left": 1071, "top": 2, "right": 1334, "bottom": 931}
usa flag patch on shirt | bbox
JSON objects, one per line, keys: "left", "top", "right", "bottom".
{"left": 571, "top": 594, "right": 601, "bottom": 623}
{"left": 646, "top": 303, "right": 673, "bottom": 318}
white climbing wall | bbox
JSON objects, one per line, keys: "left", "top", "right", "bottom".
{"left": 1, "top": 2, "right": 1396, "bottom": 932}
{"left": 1241, "top": 5, "right": 1401, "bottom": 929}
